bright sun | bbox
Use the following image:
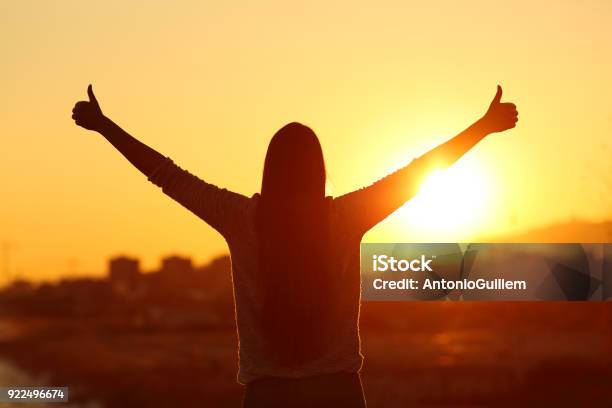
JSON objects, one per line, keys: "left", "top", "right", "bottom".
{"left": 394, "top": 159, "right": 495, "bottom": 240}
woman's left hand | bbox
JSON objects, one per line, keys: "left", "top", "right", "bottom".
{"left": 479, "top": 85, "right": 519, "bottom": 134}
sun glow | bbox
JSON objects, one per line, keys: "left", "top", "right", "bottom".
{"left": 395, "top": 159, "right": 495, "bottom": 240}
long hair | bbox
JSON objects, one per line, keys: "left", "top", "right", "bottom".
{"left": 256, "top": 122, "right": 335, "bottom": 366}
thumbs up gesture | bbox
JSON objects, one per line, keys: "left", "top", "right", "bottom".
{"left": 72, "top": 85, "right": 105, "bottom": 131}
{"left": 480, "top": 85, "right": 518, "bottom": 134}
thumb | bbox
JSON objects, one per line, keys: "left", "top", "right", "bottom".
{"left": 87, "top": 84, "right": 99, "bottom": 105}
{"left": 491, "top": 85, "right": 502, "bottom": 106}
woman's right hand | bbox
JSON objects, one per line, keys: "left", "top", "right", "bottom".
{"left": 72, "top": 84, "right": 105, "bottom": 131}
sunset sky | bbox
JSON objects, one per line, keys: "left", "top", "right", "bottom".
{"left": 1, "top": 1, "right": 611, "bottom": 284}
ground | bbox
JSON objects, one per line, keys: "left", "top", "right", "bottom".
{"left": 1, "top": 303, "right": 611, "bottom": 407}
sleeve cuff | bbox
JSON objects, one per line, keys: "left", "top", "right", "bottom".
{"left": 147, "top": 157, "right": 176, "bottom": 187}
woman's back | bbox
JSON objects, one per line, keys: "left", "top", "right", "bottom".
{"left": 230, "top": 194, "right": 364, "bottom": 384}
{"left": 146, "top": 143, "right": 430, "bottom": 383}
{"left": 149, "top": 157, "right": 367, "bottom": 383}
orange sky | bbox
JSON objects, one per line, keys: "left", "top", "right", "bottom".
{"left": 1, "top": 1, "right": 611, "bottom": 284}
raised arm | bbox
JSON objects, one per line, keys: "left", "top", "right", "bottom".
{"left": 416, "top": 85, "right": 517, "bottom": 170}
{"left": 335, "top": 85, "right": 518, "bottom": 235}
{"left": 72, "top": 85, "right": 165, "bottom": 176}
{"left": 71, "top": 85, "right": 250, "bottom": 240}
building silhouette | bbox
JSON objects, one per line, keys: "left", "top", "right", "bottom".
{"left": 109, "top": 256, "right": 141, "bottom": 295}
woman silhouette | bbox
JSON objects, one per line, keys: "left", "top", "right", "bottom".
{"left": 72, "top": 85, "right": 517, "bottom": 407}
